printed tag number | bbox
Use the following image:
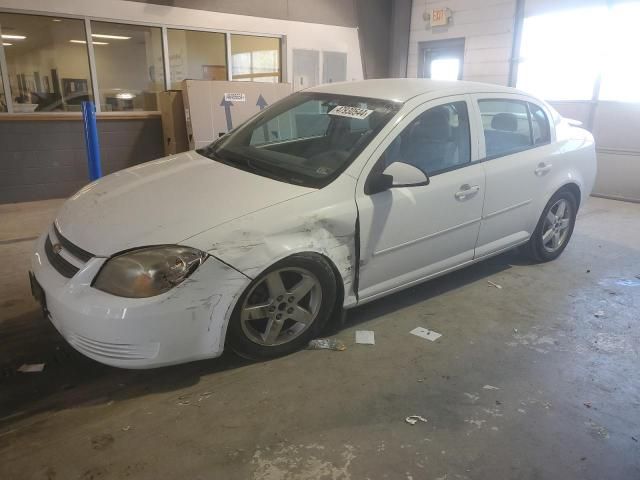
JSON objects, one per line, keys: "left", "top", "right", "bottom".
{"left": 329, "top": 105, "right": 374, "bottom": 120}
{"left": 224, "top": 93, "right": 246, "bottom": 102}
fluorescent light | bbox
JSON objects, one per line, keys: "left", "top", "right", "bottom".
{"left": 116, "top": 92, "right": 135, "bottom": 100}
{"left": 52, "top": 19, "right": 62, "bottom": 22}
{"left": 92, "top": 33, "right": 131, "bottom": 40}
{"left": 2, "top": 43, "right": 12, "bottom": 46}
{"left": 1, "top": 34, "right": 26, "bottom": 40}
{"left": 70, "top": 40, "right": 109, "bottom": 45}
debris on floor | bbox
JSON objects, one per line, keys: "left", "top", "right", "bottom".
{"left": 585, "top": 420, "right": 609, "bottom": 440}
{"left": 307, "top": 338, "right": 346, "bottom": 351}
{"left": 405, "top": 415, "right": 428, "bottom": 425}
{"left": 410, "top": 327, "right": 442, "bottom": 342}
{"left": 584, "top": 402, "right": 592, "bottom": 408}
{"left": 483, "top": 385, "right": 500, "bottom": 390}
{"left": 594, "top": 310, "right": 605, "bottom": 318}
{"left": 355, "top": 330, "right": 375, "bottom": 345}
{"left": 487, "top": 280, "right": 503, "bottom": 289}
{"left": 17, "top": 363, "right": 45, "bottom": 373}
{"left": 122, "top": 425, "right": 131, "bottom": 432}
{"left": 176, "top": 391, "right": 215, "bottom": 406}
{"left": 464, "top": 392, "right": 480, "bottom": 403}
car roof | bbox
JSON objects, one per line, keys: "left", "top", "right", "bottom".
{"left": 305, "top": 78, "right": 527, "bottom": 103}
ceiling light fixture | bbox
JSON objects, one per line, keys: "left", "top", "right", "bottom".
{"left": 52, "top": 19, "right": 62, "bottom": 22}
{"left": 1, "top": 34, "right": 26, "bottom": 40}
{"left": 91, "top": 33, "right": 131, "bottom": 40}
{"left": 2, "top": 42, "right": 12, "bottom": 46}
{"left": 70, "top": 39, "right": 109, "bottom": 45}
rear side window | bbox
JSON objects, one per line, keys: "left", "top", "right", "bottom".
{"left": 479, "top": 99, "right": 533, "bottom": 158}
{"left": 528, "top": 102, "right": 551, "bottom": 145}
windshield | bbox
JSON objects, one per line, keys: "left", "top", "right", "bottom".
{"left": 197, "top": 92, "right": 401, "bottom": 188}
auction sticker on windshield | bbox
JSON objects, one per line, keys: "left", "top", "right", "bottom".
{"left": 329, "top": 105, "right": 373, "bottom": 120}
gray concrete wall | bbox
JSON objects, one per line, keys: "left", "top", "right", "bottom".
{"left": 0, "top": 118, "right": 163, "bottom": 204}
{"left": 354, "top": 0, "right": 392, "bottom": 79}
{"left": 388, "top": 0, "right": 412, "bottom": 77}
{"left": 128, "top": 0, "right": 358, "bottom": 27}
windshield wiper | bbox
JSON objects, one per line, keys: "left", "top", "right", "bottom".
{"left": 244, "top": 157, "right": 308, "bottom": 186}
{"left": 207, "top": 148, "right": 307, "bottom": 186}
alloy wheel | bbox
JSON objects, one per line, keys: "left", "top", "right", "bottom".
{"left": 240, "top": 267, "right": 322, "bottom": 346}
{"left": 541, "top": 198, "right": 572, "bottom": 253}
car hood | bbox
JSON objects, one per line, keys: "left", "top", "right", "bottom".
{"left": 55, "top": 151, "right": 314, "bottom": 257}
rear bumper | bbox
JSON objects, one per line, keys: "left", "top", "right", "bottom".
{"left": 31, "top": 232, "right": 250, "bottom": 368}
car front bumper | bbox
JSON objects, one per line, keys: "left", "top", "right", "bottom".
{"left": 30, "top": 232, "right": 250, "bottom": 369}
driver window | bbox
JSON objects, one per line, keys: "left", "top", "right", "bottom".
{"left": 382, "top": 101, "right": 471, "bottom": 176}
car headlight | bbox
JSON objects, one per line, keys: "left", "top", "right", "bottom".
{"left": 93, "top": 246, "right": 208, "bottom": 298}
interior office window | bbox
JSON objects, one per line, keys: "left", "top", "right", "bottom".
{"left": 91, "top": 21, "right": 164, "bottom": 111}
{"left": 528, "top": 102, "right": 550, "bottom": 145}
{"left": 167, "top": 29, "right": 227, "bottom": 88}
{"left": 383, "top": 102, "right": 471, "bottom": 175}
{"left": 231, "top": 35, "right": 280, "bottom": 83}
{"left": 516, "top": 7, "right": 605, "bottom": 101}
{"left": 0, "top": 13, "right": 93, "bottom": 112}
{"left": 479, "top": 100, "right": 532, "bottom": 158}
{"left": 599, "top": 2, "right": 640, "bottom": 102}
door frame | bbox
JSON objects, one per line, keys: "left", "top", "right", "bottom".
{"left": 418, "top": 37, "right": 466, "bottom": 79}
{"left": 353, "top": 93, "right": 486, "bottom": 302}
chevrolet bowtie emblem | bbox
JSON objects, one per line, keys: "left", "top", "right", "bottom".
{"left": 52, "top": 243, "right": 63, "bottom": 254}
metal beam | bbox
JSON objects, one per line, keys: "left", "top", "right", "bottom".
{"left": 508, "top": 0, "right": 525, "bottom": 87}
{"left": 225, "top": 32, "right": 233, "bottom": 81}
{"left": 161, "top": 26, "right": 171, "bottom": 90}
{"left": 84, "top": 18, "right": 102, "bottom": 113}
{"left": 0, "top": 23, "right": 13, "bottom": 113}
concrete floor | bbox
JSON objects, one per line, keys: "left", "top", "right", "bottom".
{"left": 0, "top": 197, "right": 639, "bottom": 480}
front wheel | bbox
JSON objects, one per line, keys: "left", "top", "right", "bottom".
{"left": 226, "top": 253, "right": 337, "bottom": 360}
{"left": 524, "top": 190, "right": 578, "bottom": 262}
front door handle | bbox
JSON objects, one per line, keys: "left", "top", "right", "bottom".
{"left": 455, "top": 184, "right": 480, "bottom": 201}
{"left": 535, "top": 162, "right": 553, "bottom": 176}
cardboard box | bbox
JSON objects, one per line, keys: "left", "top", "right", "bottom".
{"left": 159, "top": 90, "right": 189, "bottom": 155}
{"left": 182, "top": 80, "right": 293, "bottom": 150}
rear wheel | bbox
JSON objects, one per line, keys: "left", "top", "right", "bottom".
{"left": 524, "top": 189, "right": 577, "bottom": 262}
{"left": 227, "top": 253, "right": 337, "bottom": 359}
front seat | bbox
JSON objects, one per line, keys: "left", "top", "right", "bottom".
{"left": 404, "top": 107, "right": 457, "bottom": 173}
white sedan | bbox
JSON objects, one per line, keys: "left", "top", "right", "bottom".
{"left": 30, "top": 79, "right": 597, "bottom": 368}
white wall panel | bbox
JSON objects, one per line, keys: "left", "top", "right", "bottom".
{"left": 408, "top": 0, "right": 516, "bottom": 85}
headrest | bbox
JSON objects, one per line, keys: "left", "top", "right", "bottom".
{"left": 415, "top": 107, "right": 450, "bottom": 140}
{"left": 491, "top": 113, "right": 518, "bottom": 132}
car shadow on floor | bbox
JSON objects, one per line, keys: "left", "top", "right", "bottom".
{"left": 0, "top": 249, "right": 521, "bottom": 432}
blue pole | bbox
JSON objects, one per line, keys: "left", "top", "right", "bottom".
{"left": 81, "top": 101, "right": 102, "bottom": 181}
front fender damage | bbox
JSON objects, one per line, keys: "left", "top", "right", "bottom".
{"left": 192, "top": 207, "right": 359, "bottom": 308}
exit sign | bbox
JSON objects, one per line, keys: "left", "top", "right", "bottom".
{"left": 431, "top": 8, "right": 450, "bottom": 26}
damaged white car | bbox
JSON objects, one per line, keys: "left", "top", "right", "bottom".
{"left": 30, "top": 79, "right": 596, "bottom": 368}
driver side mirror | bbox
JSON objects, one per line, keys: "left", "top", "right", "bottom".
{"left": 366, "top": 162, "right": 430, "bottom": 195}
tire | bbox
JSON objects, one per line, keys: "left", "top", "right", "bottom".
{"left": 226, "top": 253, "right": 337, "bottom": 360}
{"left": 524, "top": 189, "right": 578, "bottom": 262}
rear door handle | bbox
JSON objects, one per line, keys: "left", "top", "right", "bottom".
{"left": 535, "top": 162, "right": 552, "bottom": 176}
{"left": 455, "top": 184, "right": 480, "bottom": 201}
